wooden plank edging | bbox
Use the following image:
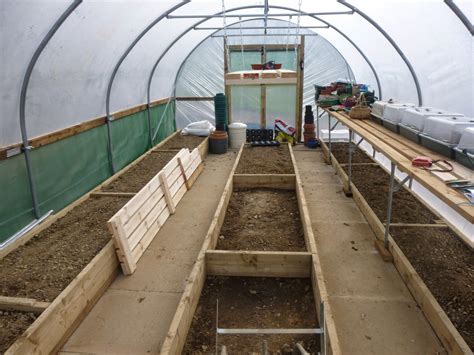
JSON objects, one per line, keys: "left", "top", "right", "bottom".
{"left": 6, "top": 241, "right": 119, "bottom": 354}
{"left": 324, "top": 140, "right": 472, "bottom": 354}
{"left": 205, "top": 250, "right": 312, "bottom": 278}
{"left": 0, "top": 131, "right": 179, "bottom": 260}
{"left": 0, "top": 296, "right": 50, "bottom": 313}
{"left": 233, "top": 174, "right": 296, "bottom": 190}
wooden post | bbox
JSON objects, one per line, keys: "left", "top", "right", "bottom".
{"left": 295, "top": 35, "right": 305, "bottom": 143}
{"left": 260, "top": 46, "right": 267, "bottom": 129}
{"left": 159, "top": 172, "right": 176, "bottom": 215}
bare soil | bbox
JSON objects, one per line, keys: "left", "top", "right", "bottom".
{"left": 236, "top": 145, "right": 294, "bottom": 174}
{"left": 329, "top": 142, "right": 374, "bottom": 164}
{"left": 102, "top": 152, "right": 176, "bottom": 192}
{"left": 217, "top": 189, "right": 305, "bottom": 251}
{"left": 391, "top": 227, "right": 474, "bottom": 349}
{"left": 160, "top": 134, "right": 205, "bottom": 150}
{"left": 342, "top": 164, "right": 438, "bottom": 223}
{"left": 184, "top": 277, "right": 320, "bottom": 354}
{"left": 0, "top": 311, "right": 39, "bottom": 353}
{"left": 0, "top": 196, "right": 130, "bottom": 302}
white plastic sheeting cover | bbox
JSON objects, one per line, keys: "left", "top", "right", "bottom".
{"left": 175, "top": 19, "right": 356, "bottom": 128}
{"left": 1, "top": 0, "right": 473, "bottom": 147}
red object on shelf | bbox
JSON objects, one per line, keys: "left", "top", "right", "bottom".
{"left": 251, "top": 63, "right": 282, "bottom": 70}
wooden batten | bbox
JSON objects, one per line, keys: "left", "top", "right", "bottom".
{"left": 389, "top": 240, "right": 471, "bottom": 354}
{"left": 324, "top": 139, "right": 472, "bottom": 354}
{"left": 6, "top": 241, "right": 119, "bottom": 355}
{"left": 90, "top": 192, "right": 137, "bottom": 198}
{"left": 0, "top": 98, "right": 171, "bottom": 161}
{"left": 0, "top": 296, "right": 50, "bottom": 313}
{"left": 205, "top": 250, "right": 312, "bottom": 278}
{"left": 233, "top": 174, "right": 296, "bottom": 190}
{"left": 161, "top": 143, "right": 341, "bottom": 355}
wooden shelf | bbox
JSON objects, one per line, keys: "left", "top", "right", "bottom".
{"left": 225, "top": 69, "right": 297, "bottom": 86}
{"left": 322, "top": 108, "right": 474, "bottom": 224}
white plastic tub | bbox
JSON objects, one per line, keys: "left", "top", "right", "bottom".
{"left": 382, "top": 103, "right": 416, "bottom": 123}
{"left": 400, "top": 107, "right": 464, "bottom": 131}
{"left": 422, "top": 116, "right": 474, "bottom": 144}
{"left": 458, "top": 127, "right": 474, "bottom": 153}
{"left": 228, "top": 122, "right": 247, "bottom": 149}
{"left": 372, "top": 100, "right": 394, "bottom": 117}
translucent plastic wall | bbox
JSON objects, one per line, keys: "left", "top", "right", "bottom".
{"left": 175, "top": 19, "right": 355, "bottom": 128}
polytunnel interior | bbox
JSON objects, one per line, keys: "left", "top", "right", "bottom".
{"left": 0, "top": 1, "right": 473, "bottom": 354}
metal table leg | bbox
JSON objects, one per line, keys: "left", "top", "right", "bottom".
{"left": 384, "top": 163, "right": 396, "bottom": 248}
{"left": 347, "top": 129, "right": 353, "bottom": 195}
{"left": 328, "top": 113, "right": 332, "bottom": 163}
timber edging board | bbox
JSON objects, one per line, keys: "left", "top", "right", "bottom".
{"left": 321, "top": 139, "right": 472, "bottom": 354}
{"left": 160, "top": 143, "right": 342, "bottom": 355}
{"left": 0, "top": 97, "right": 171, "bottom": 161}
{"left": 0, "top": 131, "right": 179, "bottom": 260}
{"left": 3, "top": 130, "right": 181, "bottom": 354}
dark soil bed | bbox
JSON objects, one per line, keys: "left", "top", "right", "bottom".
{"left": 159, "top": 134, "right": 205, "bottom": 150}
{"left": 0, "top": 310, "right": 39, "bottom": 353}
{"left": 343, "top": 164, "right": 438, "bottom": 223}
{"left": 329, "top": 142, "right": 374, "bottom": 164}
{"left": 216, "top": 189, "right": 306, "bottom": 251}
{"left": 102, "top": 152, "right": 177, "bottom": 192}
{"left": 184, "top": 276, "right": 320, "bottom": 354}
{"left": 391, "top": 227, "right": 473, "bottom": 349}
{"left": 0, "top": 196, "right": 130, "bottom": 302}
{"left": 236, "top": 145, "right": 294, "bottom": 174}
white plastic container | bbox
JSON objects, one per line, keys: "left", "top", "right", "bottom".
{"left": 228, "top": 122, "right": 247, "bottom": 149}
{"left": 457, "top": 127, "right": 474, "bottom": 153}
{"left": 372, "top": 100, "right": 398, "bottom": 117}
{"left": 400, "top": 107, "right": 464, "bottom": 131}
{"left": 382, "top": 103, "right": 416, "bottom": 123}
{"left": 422, "top": 116, "right": 474, "bottom": 144}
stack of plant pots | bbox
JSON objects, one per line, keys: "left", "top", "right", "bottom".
{"left": 210, "top": 93, "right": 228, "bottom": 154}
{"left": 303, "top": 105, "right": 316, "bottom": 145}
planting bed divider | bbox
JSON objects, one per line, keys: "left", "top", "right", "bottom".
{"left": 0, "top": 131, "right": 211, "bottom": 354}
{"left": 161, "top": 144, "right": 341, "bottom": 355}
{"left": 320, "top": 139, "right": 473, "bottom": 354}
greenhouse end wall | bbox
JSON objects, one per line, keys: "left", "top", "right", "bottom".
{"left": 0, "top": 102, "right": 176, "bottom": 244}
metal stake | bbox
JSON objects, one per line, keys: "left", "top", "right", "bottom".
{"left": 262, "top": 340, "right": 268, "bottom": 355}
{"left": 320, "top": 301, "right": 326, "bottom": 355}
{"left": 384, "top": 163, "right": 396, "bottom": 248}
{"left": 348, "top": 130, "right": 353, "bottom": 193}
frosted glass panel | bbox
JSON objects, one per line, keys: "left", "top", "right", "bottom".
{"left": 229, "top": 51, "right": 260, "bottom": 71}
{"left": 266, "top": 50, "right": 297, "bottom": 70}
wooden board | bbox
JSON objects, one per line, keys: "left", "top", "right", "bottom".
{"left": 0, "top": 98, "right": 170, "bottom": 160}
{"left": 326, "top": 142, "right": 472, "bottom": 353}
{"left": 323, "top": 109, "right": 474, "bottom": 223}
{"left": 6, "top": 241, "right": 119, "bottom": 355}
{"left": 205, "top": 250, "right": 312, "bottom": 278}
{"left": 233, "top": 174, "right": 296, "bottom": 190}
{"left": 161, "top": 142, "right": 342, "bottom": 355}
{"left": 108, "top": 148, "right": 203, "bottom": 275}
{"left": 0, "top": 296, "right": 50, "bottom": 313}
{"left": 389, "top": 239, "right": 472, "bottom": 354}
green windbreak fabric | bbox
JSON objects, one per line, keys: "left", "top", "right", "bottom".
{"left": 0, "top": 102, "right": 176, "bottom": 244}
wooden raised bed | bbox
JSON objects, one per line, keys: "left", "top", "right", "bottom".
{"left": 2, "top": 131, "right": 190, "bottom": 354}
{"left": 320, "top": 139, "right": 472, "bottom": 354}
{"left": 160, "top": 144, "right": 341, "bottom": 354}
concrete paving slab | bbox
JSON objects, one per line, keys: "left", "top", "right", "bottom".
{"left": 62, "top": 152, "right": 236, "bottom": 354}
{"left": 308, "top": 201, "right": 366, "bottom": 223}
{"left": 110, "top": 249, "right": 195, "bottom": 293}
{"left": 329, "top": 296, "right": 446, "bottom": 355}
{"left": 62, "top": 290, "right": 181, "bottom": 355}
{"left": 302, "top": 183, "right": 350, "bottom": 202}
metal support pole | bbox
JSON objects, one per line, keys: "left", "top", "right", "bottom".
{"left": 316, "top": 106, "right": 320, "bottom": 141}
{"left": 167, "top": 11, "right": 354, "bottom": 19}
{"left": 338, "top": 1, "right": 422, "bottom": 105}
{"left": 384, "top": 163, "right": 396, "bottom": 248}
{"left": 348, "top": 129, "right": 353, "bottom": 193}
{"left": 19, "top": 0, "right": 82, "bottom": 219}
{"left": 328, "top": 113, "right": 332, "bottom": 163}
{"left": 105, "top": 1, "right": 189, "bottom": 173}
{"left": 444, "top": 0, "right": 474, "bottom": 35}
{"left": 320, "top": 301, "right": 326, "bottom": 355}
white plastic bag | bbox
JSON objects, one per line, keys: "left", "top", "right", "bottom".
{"left": 181, "top": 120, "right": 215, "bottom": 136}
